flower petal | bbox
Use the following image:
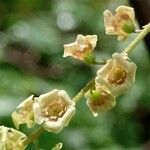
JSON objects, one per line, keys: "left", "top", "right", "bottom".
{"left": 12, "top": 95, "right": 35, "bottom": 129}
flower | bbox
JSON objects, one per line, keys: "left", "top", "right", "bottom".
{"left": 103, "top": 5, "right": 135, "bottom": 40}
{"left": 12, "top": 95, "right": 35, "bottom": 129}
{"left": 63, "top": 34, "right": 97, "bottom": 61}
{"left": 85, "top": 85, "right": 116, "bottom": 117}
{"left": 95, "top": 53, "right": 137, "bottom": 96}
{"left": 33, "top": 89, "right": 76, "bottom": 133}
{"left": 52, "top": 142, "right": 63, "bottom": 150}
{"left": 0, "top": 126, "right": 27, "bottom": 150}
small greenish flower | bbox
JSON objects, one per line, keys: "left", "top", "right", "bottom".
{"left": 103, "top": 5, "right": 135, "bottom": 40}
{"left": 0, "top": 126, "right": 27, "bottom": 150}
{"left": 95, "top": 53, "right": 137, "bottom": 96}
{"left": 52, "top": 142, "right": 63, "bottom": 150}
{"left": 85, "top": 86, "right": 116, "bottom": 117}
{"left": 12, "top": 95, "right": 35, "bottom": 129}
{"left": 33, "top": 89, "right": 76, "bottom": 133}
{"left": 63, "top": 34, "right": 97, "bottom": 61}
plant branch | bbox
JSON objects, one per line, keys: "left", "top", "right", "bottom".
{"left": 123, "top": 23, "right": 150, "bottom": 54}
{"left": 23, "top": 126, "right": 45, "bottom": 146}
{"left": 34, "top": 139, "right": 39, "bottom": 150}
{"left": 22, "top": 23, "right": 150, "bottom": 148}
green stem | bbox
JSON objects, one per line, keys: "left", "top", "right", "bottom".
{"left": 73, "top": 78, "right": 95, "bottom": 103}
{"left": 34, "top": 139, "right": 39, "bottom": 150}
{"left": 23, "top": 126, "right": 45, "bottom": 146}
{"left": 93, "top": 60, "right": 107, "bottom": 65}
{"left": 123, "top": 23, "right": 150, "bottom": 54}
{"left": 135, "top": 29, "right": 142, "bottom": 33}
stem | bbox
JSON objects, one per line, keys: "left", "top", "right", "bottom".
{"left": 34, "top": 139, "right": 39, "bottom": 150}
{"left": 73, "top": 78, "right": 95, "bottom": 103}
{"left": 93, "top": 59, "right": 107, "bottom": 65}
{"left": 123, "top": 23, "right": 150, "bottom": 54}
{"left": 23, "top": 126, "right": 45, "bottom": 146}
{"left": 93, "top": 61, "right": 106, "bottom": 65}
{"left": 135, "top": 29, "right": 142, "bottom": 33}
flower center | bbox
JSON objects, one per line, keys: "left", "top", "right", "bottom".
{"left": 113, "top": 14, "right": 130, "bottom": 33}
{"left": 42, "top": 99, "right": 67, "bottom": 121}
{"left": 107, "top": 65, "right": 127, "bottom": 85}
{"left": 120, "top": 14, "right": 130, "bottom": 20}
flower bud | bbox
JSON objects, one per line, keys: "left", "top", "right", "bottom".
{"left": 0, "top": 126, "right": 27, "bottom": 150}
{"left": 52, "top": 142, "right": 63, "bottom": 150}
{"left": 12, "top": 95, "right": 35, "bottom": 129}
{"left": 85, "top": 86, "right": 116, "bottom": 117}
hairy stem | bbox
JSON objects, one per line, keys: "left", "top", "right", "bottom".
{"left": 23, "top": 126, "right": 45, "bottom": 146}
{"left": 73, "top": 78, "right": 95, "bottom": 103}
{"left": 123, "top": 23, "right": 150, "bottom": 54}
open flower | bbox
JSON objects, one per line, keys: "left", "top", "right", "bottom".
{"left": 95, "top": 53, "right": 137, "bottom": 97}
{"left": 63, "top": 34, "right": 97, "bottom": 61}
{"left": 103, "top": 5, "right": 135, "bottom": 40}
{"left": 12, "top": 95, "right": 35, "bottom": 129}
{"left": 0, "top": 126, "right": 27, "bottom": 150}
{"left": 33, "top": 89, "right": 76, "bottom": 133}
{"left": 85, "top": 85, "right": 116, "bottom": 117}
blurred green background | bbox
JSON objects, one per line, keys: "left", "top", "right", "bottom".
{"left": 0, "top": 0, "right": 149, "bottom": 149}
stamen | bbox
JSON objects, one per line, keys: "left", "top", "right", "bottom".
{"left": 107, "top": 65, "right": 127, "bottom": 85}
{"left": 42, "top": 99, "right": 67, "bottom": 121}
